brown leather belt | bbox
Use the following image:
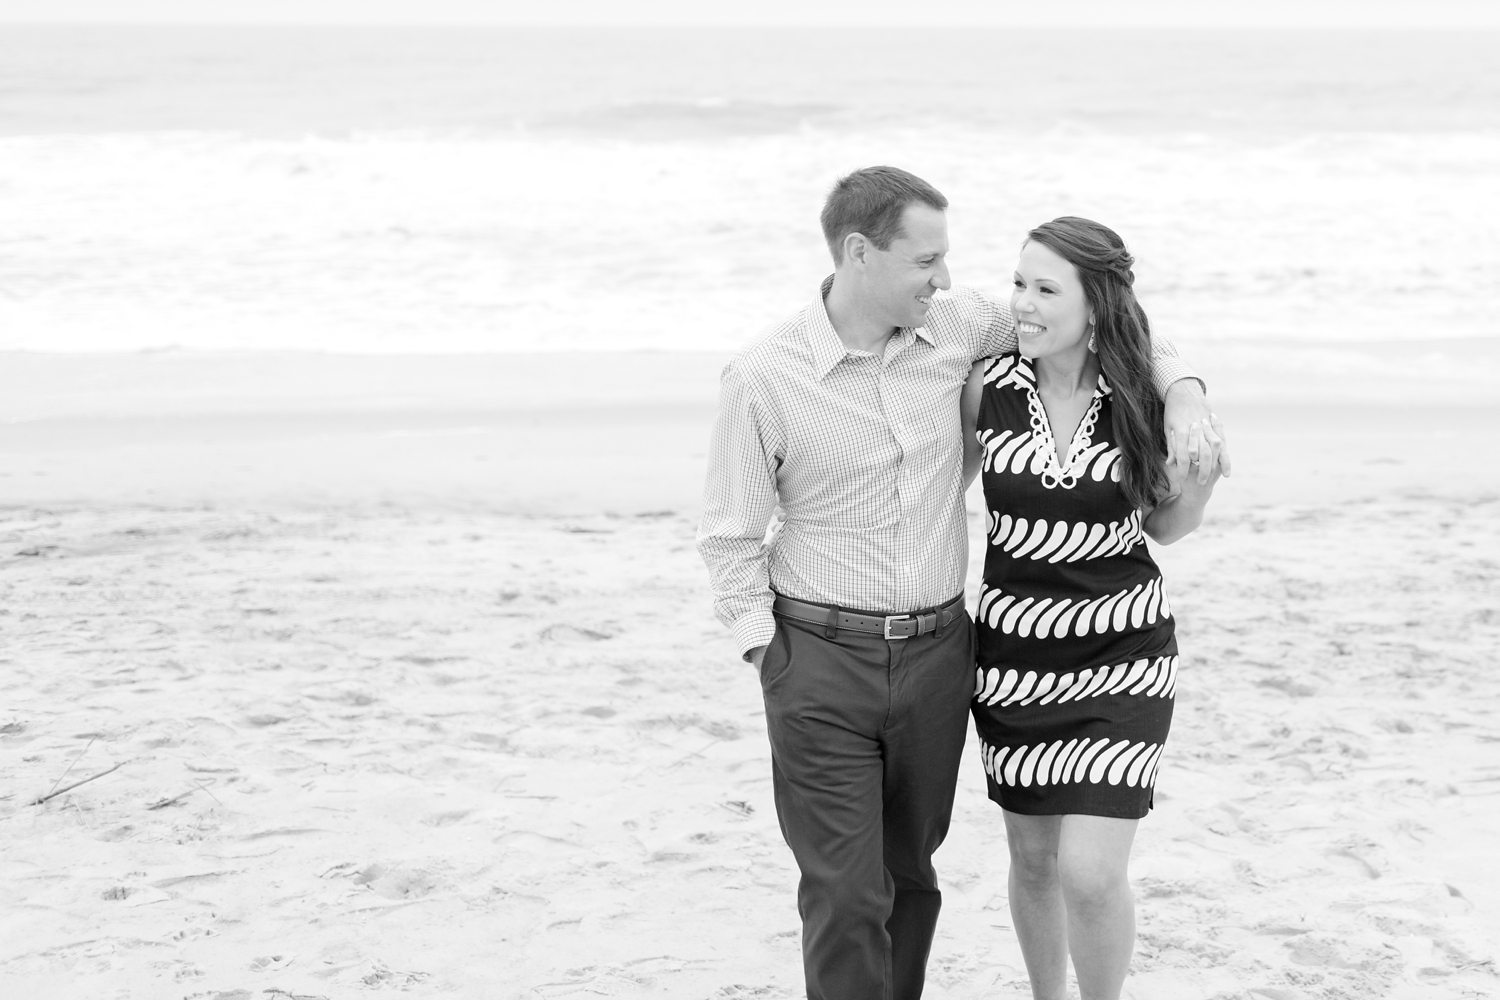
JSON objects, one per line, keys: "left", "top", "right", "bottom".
{"left": 772, "top": 593, "right": 966, "bottom": 640}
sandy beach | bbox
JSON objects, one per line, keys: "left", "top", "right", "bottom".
{"left": 1, "top": 348, "right": 1497, "bottom": 999}
{"left": 3, "top": 15, "right": 1497, "bottom": 997}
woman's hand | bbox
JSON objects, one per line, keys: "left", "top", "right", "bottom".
{"left": 1163, "top": 381, "right": 1230, "bottom": 485}
{"left": 1164, "top": 419, "right": 1225, "bottom": 499}
{"left": 1148, "top": 421, "right": 1225, "bottom": 545}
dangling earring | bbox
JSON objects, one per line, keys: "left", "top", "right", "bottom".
{"left": 1087, "top": 322, "right": 1097, "bottom": 354}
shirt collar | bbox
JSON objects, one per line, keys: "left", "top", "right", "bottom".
{"left": 808, "top": 275, "right": 848, "bottom": 379}
{"left": 808, "top": 274, "right": 936, "bottom": 380}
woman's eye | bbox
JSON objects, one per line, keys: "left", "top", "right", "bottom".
{"left": 1012, "top": 280, "right": 1024, "bottom": 289}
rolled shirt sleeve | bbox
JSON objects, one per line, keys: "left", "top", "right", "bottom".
{"left": 696, "top": 361, "right": 783, "bottom": 659}
{"left": 974, "top": 288, "right": 1019, "bottom": 358}
{"left": 1143, "top": 336, "right": 1202, "bottom": 396}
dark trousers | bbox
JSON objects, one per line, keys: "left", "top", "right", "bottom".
{"left": 759, "top": 608, "right": 975, "bottom": 1000}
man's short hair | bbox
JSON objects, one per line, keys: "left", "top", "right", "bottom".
{"left": 820, "top": 166, "right": 949, "bottom": 265}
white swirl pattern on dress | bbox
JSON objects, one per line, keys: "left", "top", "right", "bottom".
{"left": 979, "top": 736, "right": 1165, "bottom": 790}
{"left": 977, "top": 428, "right": 1121, "bottom": 487}
{"left": 986, "top": 509, "right": 1145, "bottom": 563}
{"left": 983, "top": 353, "right": 1031, "bottom": 390}
{"left": 977, "top": 578, "right": 1172, "bottom": 637}
{"left": 979, "top": 354, "right": 1121, "bottom": 488}
{"left": 973, "top": 655, "right": 1179, "bottom": 708}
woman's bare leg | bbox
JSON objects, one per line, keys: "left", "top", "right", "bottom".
{"left": 1002, "top": 811, "right": 1068, "bottom": 1000}
{"left": 1056, "top": 814, "right": 1139, "bottom": 1000}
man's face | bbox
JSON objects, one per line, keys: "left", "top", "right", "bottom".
{"left": 864, "top": 204, "right": 952, "bottom": 329}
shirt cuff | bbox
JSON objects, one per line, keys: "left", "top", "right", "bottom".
{"left": 732, "top": 610, "right": 777, "bottom": 661}
{"left": 1153, "top": 357, "right": 1205, "bottom": 397}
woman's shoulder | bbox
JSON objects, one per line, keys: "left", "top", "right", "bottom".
{"left": 980, "top": 351, "right": 1032, "bottom": 391}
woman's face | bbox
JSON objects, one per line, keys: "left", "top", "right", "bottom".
{"left": 1010, "top": 240, "right": 1093, "bottom": 362}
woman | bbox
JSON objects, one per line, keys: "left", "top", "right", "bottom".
{"left": 960, "top": 216, "right": 1222, "bottom": 1000}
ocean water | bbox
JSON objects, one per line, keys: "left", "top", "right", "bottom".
{"left": 1, "top": 26, "right": 1497, "bottom": 353}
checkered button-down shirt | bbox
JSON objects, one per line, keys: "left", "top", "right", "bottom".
{"left": 697, "top": 277, "right": 1196, "bottom": 658}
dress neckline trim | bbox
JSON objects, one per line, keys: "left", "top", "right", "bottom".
{"left": 1014, "top": 354, "right": 1110, "bottom": 490}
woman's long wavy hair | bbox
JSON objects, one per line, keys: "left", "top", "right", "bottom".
{"left": 1026, "top": 216, "right": 1169, "bottom": 510}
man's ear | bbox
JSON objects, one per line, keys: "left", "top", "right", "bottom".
{"left": 844, "top": 232, "right": 870, "bottom": 267}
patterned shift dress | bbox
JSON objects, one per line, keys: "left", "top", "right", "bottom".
{"left": 971, "top": 353, "right": 1177, "bottom": 819}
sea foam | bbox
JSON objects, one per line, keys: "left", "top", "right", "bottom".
{"left": 3, "top": 127, "right": 1495, "bottom": 353}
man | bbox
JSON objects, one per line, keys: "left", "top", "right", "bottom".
{"left": 697, "top": 166, "right": 1225, "bottom": 1000}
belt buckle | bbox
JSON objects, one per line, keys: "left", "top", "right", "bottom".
{"left": 883, "top": 614, "right": 913, "bottom": 640}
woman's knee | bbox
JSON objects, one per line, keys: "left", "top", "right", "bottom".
{"left": 1055, "top": 813, "right": 1136, "bottom": 911}
{"left": 1003, "top": 811, "right": 1062, "bottom": 883}
{"left": 1057, "top": 854, "right": 1130, "bottom": 912}
{"left": 1006, "top": 837, "right": 1059, "bottom": 886}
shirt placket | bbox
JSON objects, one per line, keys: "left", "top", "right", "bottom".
{"left": 880, "top": 333, "right": 918, "bottom": 606}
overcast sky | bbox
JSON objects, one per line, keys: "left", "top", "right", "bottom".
{"left": 1, "top": 0, "right": 1497, "bottom": 28}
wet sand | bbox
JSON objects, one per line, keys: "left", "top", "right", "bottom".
{"left": 1, "top": 343, "right": 1497, "bottom": 514}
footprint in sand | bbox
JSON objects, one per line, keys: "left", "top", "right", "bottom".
{"left": 351, "top": 863, "right": 385, "bottom": 885}
{"left": 248, "top": 953, "right": 295, "bottom": 972}
{"left": 171, "top": 961, "right": 206, "bottom": 981}
{"left": 539, "top": 624, "right": 614, "bottom": 643}
{"left": 351, "top": 863, "right": 441, "bottom": 899}
{"left": 361, "top": 963, "right": 431, "bottom": 987}
{"left": 1284, "top": 932, "right": 1391, "bottom": 971}
{"left": 100, "top": 884, "right": 172, "bottom": 906}
{"left": 244, "top": 714, "right": 290, "bottom": 727}
{"left": 421, "top": 809, "right": 471, "bottom": 827}
{"left": 715, "top": 986, "right": 786, "bottom": 997}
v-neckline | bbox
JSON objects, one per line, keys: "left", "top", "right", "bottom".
{"left": 1015, "top": 355, "right": 1110, "bottom": 488}
{"left": 1039, "top": 395, "right": 1083, "bottom": 468}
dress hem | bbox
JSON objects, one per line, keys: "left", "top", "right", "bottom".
{"left": 985, "top": 786, "right": 1153, "bottom": 821}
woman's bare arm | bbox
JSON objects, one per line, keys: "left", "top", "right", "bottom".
{"left": 1144, "top": 422, "right": 1223, "bottom": 544}
{"left": 962, "top": 360, "right": 986, "bottom": 487}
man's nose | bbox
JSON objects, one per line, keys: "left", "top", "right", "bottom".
{"left": 930, "top": 262, "right": 952, "bottom": 291}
